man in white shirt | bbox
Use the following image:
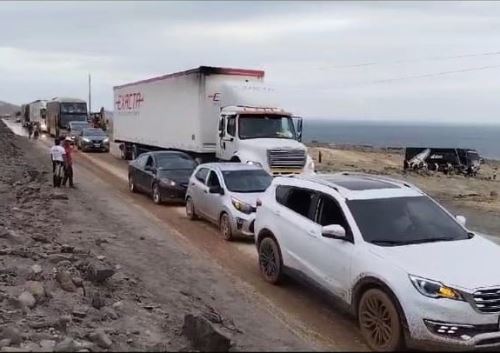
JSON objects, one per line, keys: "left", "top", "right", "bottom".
{"left": 50, "top": 138, "right": 67, "bottom": 187}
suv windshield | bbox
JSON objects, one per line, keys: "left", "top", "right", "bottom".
{"left": 82, "top": 128, "right": 106, "bottom": 136}
{"left": 156, "top": 154, "right": 196, "bottom": 170}
{"left": 347, "top": 196, "right": 470, "bottom": 246}
{"left": 70, "top": 122, "right": 89, "bottom": 131}
{"left": 238, "top": 115, "right": 297, "bottom": 140}
{"left": 222, "top": 169, "right": 272, "bottom": 193}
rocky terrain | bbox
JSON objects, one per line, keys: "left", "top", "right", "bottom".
{"left": 0, "top": 121, "right": 311, "bottom": 352}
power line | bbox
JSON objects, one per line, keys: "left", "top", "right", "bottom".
{"left": 322, "top": 50, "right": 500, "bottom": 69}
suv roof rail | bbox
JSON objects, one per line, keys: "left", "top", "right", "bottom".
{"left": 293, "top": 174, "right": 340, "bottom": 192}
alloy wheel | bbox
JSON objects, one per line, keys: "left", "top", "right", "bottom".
{"left": 220, "top": 213, "right": 232, "bottom": 241}
{"left": 358, "top": 289, "right": 402, "bottom": 351}
{"left": 153, "top": 184, "right": 161, "bottom": 204}
{"left": 129, "top": 176, "right": 136, "bottom": 193}
{"left": 258, "top": 238, "right": 282, "bottom": 284}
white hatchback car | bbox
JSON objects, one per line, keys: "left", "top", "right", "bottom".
{"left": 185, "top": 163, "right": 272, "bottom": 240}
{"left": 255, "top": 172, "right": 500, "bottom": 351}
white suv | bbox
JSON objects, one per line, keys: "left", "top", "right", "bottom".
{"left": 255, "top": 172, "right": 500, "bottom": 351}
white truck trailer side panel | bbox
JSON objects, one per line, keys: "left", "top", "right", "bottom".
{"left": 29, "top": 100, "right": 47, "bottom": 124}
{"left": 113, "top": 73, "right": 204, "bottom": 152}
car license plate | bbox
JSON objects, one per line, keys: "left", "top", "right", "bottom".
{"left": 94, "top": 144, "right": 101, "bottom": 148}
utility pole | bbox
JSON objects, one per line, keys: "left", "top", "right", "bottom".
{"left": 88, "top": 73, "right": 92, "bottom": 118}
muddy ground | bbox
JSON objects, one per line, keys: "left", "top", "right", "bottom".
{"left": 309, "top": 145, "right": 500, "bottom": 236}
{"left": 0, "top": 120, "right": 315, "bottom": 352}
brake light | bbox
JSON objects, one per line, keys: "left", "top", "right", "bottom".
{"left": 256, "top": 198, "right": 262, "bottom": 207}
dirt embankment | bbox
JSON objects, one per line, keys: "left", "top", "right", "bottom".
{"left": 0, "top": 121, "right": 312, "bottom": 352}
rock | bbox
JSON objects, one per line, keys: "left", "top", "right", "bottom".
{"left": 182, "top": 314, "right": 231, "bottom": 352}
{"left": 56, "top": 271, "right": 76, "bottom": 292}
{"left": 491, "top": 191, "right": 498, "bottom": 198}
{"left": 87, "top": 263, "right": 115, "bottom": 284}
{"left": 89, "top": 330, "right": 112, "bottom": 349}
{"left": 71, "top": 277, "right": 83, "bottom": 287}
{"left": 101, "top": 307, "right": 118, "bottom": 321}
{"left": 91, "top": 292, "right": 105, "bottom": 310}
{"left": 31, "top": 235, "right": 50, "bottom": 243}
{"left": 54, "top": 337, "right": 78, "bottom": 352}
{"left": 48, "top": 254, "right": 72, "bottom": 264}
{"left": 111, "top": 301, "right": 123, "bottom": 310}
{"left": 0, "top": 327, "right": 22, "bottom": 346}
{"left": 50, "top": 193, "right": 68, "bottom": 201}
{"left": 21, "top": 342, "right": 40, "bottom": 352}
{"left": 96, "top": 255, "right": 105, "bottom": 261}
{"left": 60, "top": 245, "right": 74, "bottom": 254}
{"left": 1, "top": 347, "right": 26, "bottom": 352}
{"left": 0, "top": 340, "right": 11, "bottom": 349}
{"left": 94, "top": 239, "right": 108, "bottom": 246}
{"left": 30, "top": 264, "right": 42, "bottom": 276}
{"left": 72, "top": 306, "right": 89, "bottom": 319}
{"left": 17, "top": 291, "right": 36, "bottom": 309}
{"left": 24, "top": 281, "right": 45, "bottom": 302}
{"left": 38, "top": 340, "right": 56, "bottom": 352}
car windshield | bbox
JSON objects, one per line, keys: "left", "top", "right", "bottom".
{"left": 83, "top": 128, "right": 106, "bottom": 136}
{"left": 222, "top": 169, "right": 272, "bottom": 193}
{"left": 156, "top": 154, "right": 196, "bottom": 170}
{"left": 238, "top": 115, "right": 297, "bottom": 140}
{"left": 347, "top": 196, "right": 470, "bottom": 246}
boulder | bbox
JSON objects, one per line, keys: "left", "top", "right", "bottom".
{"left": 24, "top": 281, "right": 45, "bottom": 302}
{"left": 0, "top": 327, "right": 22, "bottom": 346}
{"left": 182, "top": 314, "right": 231, "bottom": 352}
{"left": 17, "top": 292, "right": 36, "bottom": 309}
{"left": 56, "top": 271, "right": 76, "bottom": 292}
{"left": 89, "top": 330, "right": 112, "bottom": 349}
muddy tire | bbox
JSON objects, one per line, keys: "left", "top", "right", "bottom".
{"left": 358, "top": 288, "right": 404, "bottom": 352}
{"left": 258, "top": 237, "right": 283, "bottom": 284}
{"left": 185, "top": 197, "right": 197, "bottom": 220}
{"left": 128, "top": 175, "right": 137, "bottom": 193}
{"left": 219, "top": 213, "right": 233, "bottom": 241}
{"left": 152, "top": 183, "right": 161, "bottom": 204}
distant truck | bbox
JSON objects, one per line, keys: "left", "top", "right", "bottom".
{"left": 404, "top": 147, "right": 481, "bottom": 175}
{"left": 113, "top": 66, "right": 314, "bottom": 175}
{"left": 28, "top": 100, "right": 48, "bottom": 132}
{"left": 46, "top": 97, "right": 88, "bottom": 137}
{"left": 20, "top": 104, "right": 30, "bottom": 127}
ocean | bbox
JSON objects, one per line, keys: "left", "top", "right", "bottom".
{"left": 302, "top": 120, "right": 500, "bottom": 160}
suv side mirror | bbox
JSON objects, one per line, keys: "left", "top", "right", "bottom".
{"left": 322, "top": 224, "right": 346, "bottom": 240}
{"left": 456, "top": 215, "right": 466, "bottom": 227}
{"left": 209, "top": 186, "right": 224, "bottom": 195}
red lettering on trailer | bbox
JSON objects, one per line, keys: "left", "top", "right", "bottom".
{"left": 115, "top": 92, "right": 144, "bottom": 111}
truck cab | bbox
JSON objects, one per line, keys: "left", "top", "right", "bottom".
{"left": 217, "top": 106, "right": 315, "bottom": 175}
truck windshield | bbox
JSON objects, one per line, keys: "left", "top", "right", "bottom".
{"left": 238, "top": 115, "right": 297, "bottom": 140}
{"left": 222, "top": 169, "right": 272, "bottom": 193}
{"left": 347, "top": 196, "right": 470, "bottom": 246}
{"left": 61, "top": 103, "right": 87, "bottom": 114}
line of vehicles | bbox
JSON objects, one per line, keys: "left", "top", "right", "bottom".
{"left": 16, "top": 66, "right": 499, "bottom": 351}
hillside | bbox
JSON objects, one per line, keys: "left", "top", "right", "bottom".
{"left": 0, "top": 100, "right": 20, "bottom": 116}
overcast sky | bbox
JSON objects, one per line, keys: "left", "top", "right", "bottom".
{"left": 1, "top": 1, "right": 500, "bottom": 123}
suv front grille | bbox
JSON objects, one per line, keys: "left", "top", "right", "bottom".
{"left": 267, "top": 149, "right": 306, "bottom": 169}
{"left": 472, "top": 288, "right": 500, "bottom": 313}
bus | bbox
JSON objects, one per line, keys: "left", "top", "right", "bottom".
{"left": 46, "top": 97, "right": 88, "bottom": 137}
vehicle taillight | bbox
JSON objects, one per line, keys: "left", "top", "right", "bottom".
{"left": 256, "top": 199, "right": 262, "bottom": 207}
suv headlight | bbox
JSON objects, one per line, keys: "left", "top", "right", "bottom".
{"left": 231, "top": 197, "right": 254, "bottom": 214}
{"left": 103, "top": 137, "right": 109, "bottom": 144}
{"left": 160, "top": 178, "right": 176, "bottom": 187}
{"left": 409, "top": 275, "right": 464, "bottom": 301}
{"left": 82, "top": 137, "right": 91, "bottom": 143}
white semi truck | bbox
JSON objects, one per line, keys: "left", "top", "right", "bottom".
{"left": 113, "top": 66, "right": 314, "bottom": 175}
{"left": 28, "top": 100, "right": 48, "bottom": 132}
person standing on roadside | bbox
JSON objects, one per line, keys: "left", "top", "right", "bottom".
{"left": 62, "top": 139, "right": 74, "bottom": 188}
{"left": 27, "top": 122, "right": 34, "bottom": 139}
{"left": 50, "top": 138, "right": 66, "bottom": 187}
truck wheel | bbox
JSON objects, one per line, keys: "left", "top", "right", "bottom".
{"left": 185, "top": 197, "right": 197, "bottom": 220}
{"left": 128, "top": 175, "right": 137, "bottom": 193}
{"left": 358, "top": 289, "right": 404, "bottom": 352}
{"left": 219, "top": 213, "right": 233, "bottom": 241}
{"left": 258, "top": 237, "right": 283, "bottom": 284}
{"left": 152, "top": 183, "right": 162, "bottom": 204}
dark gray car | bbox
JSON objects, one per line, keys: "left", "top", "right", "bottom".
{"left": 77, "top": 128, "right": 110, "bottom": 152}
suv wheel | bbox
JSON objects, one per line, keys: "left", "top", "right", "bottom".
{"left": 358, "top": 288, "right": 403, "bottom": 352}
{"left": 258, "top": 237, "right": 283, "bottom": 284}
{"left": 152, "top": 183, "right": 161, "bottom": 204}
{"left": 185, "top": 197, "right": 197, "bottom": 220}
{"left": 129, "top": 175, "right": 136, "bottom": 193}
{"left": 219, "top": 213, "right": 233, "bottom": 241}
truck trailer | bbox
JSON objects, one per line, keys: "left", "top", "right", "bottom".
{"left": 46, "top": 97, "right": 88, "bottom": 137}
{"left": 113, "top": 66, "right": 314, "bottom": 175}
{"left": 28, "top": 100, "right": 48, "bottom": 132}
{"left": 404, "top": 147, "right": 481, "bottom": 175}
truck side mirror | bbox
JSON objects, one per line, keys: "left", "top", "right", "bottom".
{"left": 294, "top": 117, "right": 303, "bottom": 142}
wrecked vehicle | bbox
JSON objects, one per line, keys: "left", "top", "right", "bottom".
{"left": 404, "top": 147, "right": 481, "bottom": 176}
